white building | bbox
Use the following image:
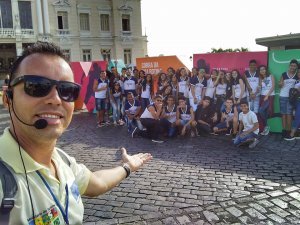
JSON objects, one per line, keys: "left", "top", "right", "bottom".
{"left": 0, "top": 0, "right": 148, "bottom": 76}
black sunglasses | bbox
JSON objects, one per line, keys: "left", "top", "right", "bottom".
{"left": 10, "top": 75, "right": 81, "bottom": 102}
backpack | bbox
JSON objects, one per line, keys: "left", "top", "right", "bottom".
{"left": 0, "top": 150, "right": 71, "bottom": 224}
{"left": 289, "top": 88, "right": 300, "bottom": 108}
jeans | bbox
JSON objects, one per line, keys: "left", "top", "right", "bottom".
{"left": 258, "top": 98, "right": 269, "bottom": 128}
{"left": 141, "top": 98, "right": 150, "bottom": 112}
{"left": 111, "top": 97, "right": 121, "bottom": 123}
{"left": 140, "top": 118, "right": 163, "bottom": 139}
{"left": 160, "top": 118, "right": 177, "bottom": 137}
{"left": 248, "top": 95, "right": 260, "bottom": 113}
{"left": 126, "top": 117, "right": 143, "bottom": 133}
{"left": 233, "top": 132, "right": 258, "bottom": 145}
{"left": 292, "top": 99, "right": 300, "bottom": 129}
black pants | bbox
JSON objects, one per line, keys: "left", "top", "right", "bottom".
{"left": 196, "top": 123, "right": 211, "bottom": 135}
{"left": 140, "top": 118, "right": 162, "bottom": 139}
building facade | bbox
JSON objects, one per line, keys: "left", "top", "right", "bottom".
{"left": 256, "top": 33, "right": 300, "bottom": 50}
{"left": 0, "top": 0, "right": 148, "bottom": 76}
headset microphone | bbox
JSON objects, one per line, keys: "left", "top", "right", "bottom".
{"left": 7, "top": 92, "right": 48, "bottom": 129}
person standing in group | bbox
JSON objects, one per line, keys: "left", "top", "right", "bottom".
{"left": 244, "top": 60, "right": 260, "bottom": 114}
{"left": 157, "top": 72, "right": 170, "bottom": 92}
{"left": 231, "top": 69, "right": 247, "bottom": 111}
{"left": 189, "top": 68, "right": 207, "bottom": 111}
{"left": 233, "top": 100, "right": 260, "bottom": 149}
{"left": 110, "top": 82, "right": 123, "bottom": 126}
{"left": 214, "top": 70, "right": 227, "bottom": 120}
{"left": 93, "top": 71, "right": 109, "bottom": 127}
{"left": 170, "top": 74, "right": 179, "bottom": 102}
{"left": 205, "top": 69, "right": 217, "bottom": 101}
{"left": 279, "top": 59, "right": 298, "bottom": 138}
{"left": 258, "top": 65, "right": 275, "bottom": 136}
{"left": 284, "top": 68, "right": 300, "bottom": 141}
{"left": 140, "top": 73, "right": 153, "bottom": 112}
{"left": 177, "top": 67, "right": 190, "bottom": 102}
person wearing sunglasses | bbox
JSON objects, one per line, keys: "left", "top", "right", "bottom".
{"left": 0, "top": 41, "right": 152, "bottom": 225}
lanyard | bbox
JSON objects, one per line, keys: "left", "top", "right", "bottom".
{"left": 36, "top": 171, "right": 69, "bottom": 225}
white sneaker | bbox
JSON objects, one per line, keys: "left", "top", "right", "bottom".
{"left": 260, "top": 126, "right": 270, "bottom": 136}
{"left": 151, "top": 139, "right": 164, "bottom": 143}
{"left": 249, "top": 138, "right": 259, "bottom": 149}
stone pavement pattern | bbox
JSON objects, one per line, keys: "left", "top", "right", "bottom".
{"left": 0, "top": 106, "right": 300, "bottom": 224}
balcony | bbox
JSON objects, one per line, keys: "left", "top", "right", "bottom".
{"left": 120, "top": 30, "right": 132, "bottom": 43}
{"left": 21, "top": 29, "right": 34, "bottom": 36}
{"left": 0, "top": 28, "right": 15, "bottom": 37}
{"left": 57, "top": 29, "right": 70, "bottom": 36}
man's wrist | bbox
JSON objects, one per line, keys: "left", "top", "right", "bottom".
{"left": 122, "top": 163, "right": 131, "bottom": 178}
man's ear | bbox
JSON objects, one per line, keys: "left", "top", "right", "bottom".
{"left": 2, "top": 90, "right": 10, "bottom": 108}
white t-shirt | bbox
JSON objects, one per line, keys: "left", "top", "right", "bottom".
{"left": 239, "top": 111, "right": 259, "bottom": 134}
{"left": 279, "top": 72, "right": 297, "bottom": 97}
{"left": 205, "top": 78, "right": 215, "bottom": 98}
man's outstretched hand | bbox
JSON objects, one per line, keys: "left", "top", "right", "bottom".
{"left": 121, "top": 147, "right": 152, "bottom": 172}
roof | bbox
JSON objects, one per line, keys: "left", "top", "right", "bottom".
{"left": 255, "top": 33, "right": 300, "bottom": 47}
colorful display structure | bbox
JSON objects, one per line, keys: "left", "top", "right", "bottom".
{"left": 70, "top": 61, "right": 107, "bottom": 112}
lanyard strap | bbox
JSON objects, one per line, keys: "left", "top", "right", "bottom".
{"left": 36, "top": 171, "right": 69, "bottom": 225}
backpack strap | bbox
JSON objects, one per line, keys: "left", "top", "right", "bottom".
{"left": 0, "top": 160, "right": 17, "bottom": 225}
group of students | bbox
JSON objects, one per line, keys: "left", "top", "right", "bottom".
{"left": 93, "top": 59, "right": 300, "bottom": 146}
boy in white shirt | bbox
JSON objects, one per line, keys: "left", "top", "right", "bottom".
{"left": 233, "top": 100, "right": 259, "bottom": 149}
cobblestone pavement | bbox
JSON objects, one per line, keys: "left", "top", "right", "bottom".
{"left": 0, "top": 106, "right": 300, "bottom": 225}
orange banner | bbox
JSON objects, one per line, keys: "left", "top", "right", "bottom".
{"left": 136, "top": 56, "right": 187, "bottom": 94}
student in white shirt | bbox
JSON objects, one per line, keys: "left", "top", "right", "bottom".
{"left": 279, "top": 59, "right": 298, "bottom": 138}
{"left": 233, "top": 100, "right": 259, "bottom": 149}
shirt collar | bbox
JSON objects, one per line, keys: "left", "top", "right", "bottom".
{"left": 0, "top": 128, "right": 49, "bottom": 173}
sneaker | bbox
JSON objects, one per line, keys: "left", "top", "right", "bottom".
{"left": 113, "top": 121, "right": 118, "bottom": 126}
{"left": 261, "top": 126, "right": 270, "bottom": 136}
{"left": 190, "top": 131, "right": 195, "bottom": 138}
{"left": 131, "top": 127, "right": 139, "bottom": 138}
{"left": 118, "top": 120, "right": 125, "bottom": 126}
{"left": 284, "top": 135, "right": 295, "bottom": 141}
{"left": 97, "top": 122, "right": 105, "bottom": 128}
{"left": 151, "top": 139, "right": 164, "bottom": 143}
{"left": 249, "top": 138, "right": 259, "bottom": 149}
{"left": 105, "top": 121, "right": 111, "bottom": 125}
{"left": 225, "top": 129, "right": 232, "bottom": 136}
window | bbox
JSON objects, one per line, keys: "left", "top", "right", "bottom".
{"left": 18, "top": 1, "right": 32, "bottom": 29}
{"left": 122, "top": 14, "right": 130, "bottom": 31}
{"left": 124, "top": 49, "right": 132, "bottom": 65}
{"left": 80, "top": 13, "right": 89, "bottom": 31}
{"left": 82, "top": 49, "right": 91, "bottom": 62}
{"left": 62, "top": 49, "right": 71, "bottom": 61}
{"left": 100, "top": 14, "right": 110, "bottom": 31}
{"left": 0, "top": 0, "right": 13, "bottom": 28}
{"left": 101, "top": 49, "right": 111, "bottom": 61}
{"left": 57, "top": 11, "right": 68, "bottom": 29}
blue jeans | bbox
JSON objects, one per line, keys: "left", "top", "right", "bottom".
{"left": 126, "top": 117, "right": 143, "bottom": 133}
{"left": 292, "top": 99, "right": 300, "bottom": 129}
{"left": 233, "top": 132, "right": 258, "bottom": 146}
{"left": 111, "top": 97, "right": 121, "bottom": 123}
{"left": 249, "top": 95, "right": 260, "bottom": 113}
{"left": 258, "top": 99, "right": 269, "bottom": 127}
